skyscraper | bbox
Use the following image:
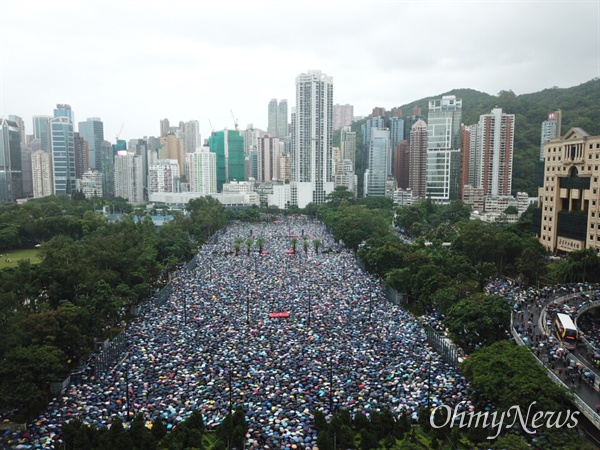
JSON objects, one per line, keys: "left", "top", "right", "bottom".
{"left": 31, "top": 150, "right": 53, "bottom": 198}
{"left": 73, "top": 132, "right": 89, "bottom": 179}
{"left": 340, "top": 126, "right": 356, "bottom": 166}
{"left": 291, "top": 70, "right": 334, "bottom": 207}
{"left": 160, "top": 118, "right": 170, "bottom": 137}
{"left": 114, "top": 152, "right": 144, "bottom": 203}
{"left": 78, "top": 117, "right": 104, "bottom": 170}
{"left": 50, "top": 108, "right": 76, "bottom": 195}
{"left": 540, "top": 110, "right": 562, "bottom": 161}
{"left": 33, "top": 115, "right": 52, "bottom": 153}
{"left": 409, "top": 119, "right": 428, "bottom": 198}
{"left": 0, "top": 118, "right": 23, "bottom": 202}
{"left": 183, "top": 120, "right": 201, "bottom": 154}
{"left": 277, "top": 100, "right": 288, "bottom": 138}
{"left": 257, "top": 135, "right": 280, "bottom": 182}
{"left": 149, "top": 159, "right": 179, "bottom": 193}
{"left": 208, "top": 129, "right": 245, "bottom": 191}
{"left": 268, "top": 99, "right": 289, "bottom": 138}
{"left": 8, "top": 115, "right": 26, "bottom": 149}
{"left": 333, "top": 104, "right": 354, "bottom": 131}
{"left": 477, "top": 108, "right": 515, "bottom": 196}
{"left": 185, "top": 149, "right": 217, "bottom": 194}
{"left": 426, "top": 95, "right": 462, "bottom": 201}
{"left": 366, "top": 128, "right": 391, "bottom": 197}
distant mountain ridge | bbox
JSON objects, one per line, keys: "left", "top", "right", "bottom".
{"left": 352, "top": 78, "right": 600, "bottom": 196}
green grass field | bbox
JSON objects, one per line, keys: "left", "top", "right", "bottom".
{"left": 0, "top": 248, "right": 41, "bottom": 270}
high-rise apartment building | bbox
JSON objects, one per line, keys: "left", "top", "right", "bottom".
{"left": 50, "top": 111, "right": 76, "bottom": 195}
{"left": 291, "top": 70, "right": 334, "bottom": 207}
{"left": 114, "top": 152, "right": 144, "bottom": 203}
{"left": 536, "top": 128, "right": 600, "bottom": 254}
{"left": 277, "top": 100, "right": 288, "bottom": 138}
{"left": 160, "top": 118, "right": 170, "bottom": 137}
{"left": 159, "top": 133, "right": 184, "bottom": 177}
{"left": 366, "top": 128, "right": 391, "bottom": 197}
{"left": 426, "top": 95, "right": 462, "bottom": 202}
{"left": 394, "top": 140, "right": 410, "bottom": 189}
{"left": 409, "top": 119, "right": 428, "bottom": 198}
{"left": 78, "top": 117, "right": 104, "bottom": 170}
{"left": 334, "top": 159, "right": 357, "bottom": 197}
{"left": 257, "top": 135, "right": 281, "bottom": 182}
{"left": 340, "top": 126, "right": 356, "bottom": 166}
{"left": 0, "top": 118, "right": 23, "bottom": 202}
{"left": 149, "top": 159, "right": 180, "bottom": 193}
{"left": 31, "top": 150, "right": 53, "bottom": 198}
{"left": 268, "top": 99, "right": 288, "bottom": 138}
{"left": 185, "top": 149, "right": 216, "bottom": 194}
{"left": 183, "top": 120, "right": 201, "bottom": 154}
{"left": 77, "top": 170, "right": 103, "bottom": 198}
{"left": 333, "top": 104, "right": 354, "bottom": 131}
{"left": 477, "top": 108, "right": 515, "bottom": 196}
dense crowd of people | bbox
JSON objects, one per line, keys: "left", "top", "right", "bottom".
{"left": 2, "top": 219, "right": 473, "bottom": 449}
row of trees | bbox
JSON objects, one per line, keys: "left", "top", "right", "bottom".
{"left": 62, "top": 406, "right": 248, "bottom": 450}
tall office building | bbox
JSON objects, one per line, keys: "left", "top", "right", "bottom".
{"left": 257, "top": 135, "right": 281, "bottom": 182}
{"left": 31, "top": 150, "right": 53, "bottom": 198}
{"left": 33, "top": 115, "right": 52, "bottom": 153}
{"left": 291, "top": 70, "right": 334, "bottom": 207}
{"left": 333, "top": 104, "right": 354, "bottom": 131}
{"left": 101, "top": 140, "right": 116, "bottom": 198}
{"left": 268, "top": 99, "right": 278, "bottom": 137}
{"left": 73, "top": 132, "right": 89, "bottom": 179}
{"left": 208, "top": 129, "right": 245, "bottom": 191}
{"left": 8, "top": 115, "right": 26, "bottom": 149}
{"left": 114, "top": 152, "right": 144, "bottom": 203}
{"left": 183, "top": 120, "right": 201, "bottom": 154}
{"left": 366, "top": 128, "right": 391, "bottom": 197}
{"left": 340, "top": 126, "right": 356, "bottom": 166}
{"left": 50, "top": 113, "right": 76, "bottom": 195}
{"left": 409, "top": 119, "right": 428, "bottom": 198}
{"left": 540, "top": 110, "right": 562, "bottom": 161}
{"left": 403, "top": 107, "right": 425, "bottom": 145}
{"left": 426, "top": 95, "right": 462, "bottom": 201}
{"left": 476, "top": 108, "right": 515, "bottom": 196}
{"left": 185, "top": 149, "right": 216, "bottom": 194}
{"left": 78, "top": 117, "right": 104, "bottom": 170}
{"left": 536, "top": 128, "right": 600, "bottom": 254}
{"left": 0, "top": 118, "right": 23, "bottom": 201}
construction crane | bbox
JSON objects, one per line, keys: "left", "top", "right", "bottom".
{"left": 208, "top": 119, "right": 216, "bottom": 136}
{"left": 230, "top": 110, "right": 239, "bottom": 131}
{"left": 115, "top": 123, "right": 125, "bottom": 142}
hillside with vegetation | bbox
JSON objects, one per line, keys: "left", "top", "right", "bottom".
{"left": 343, "top": 78, "right": 600, "bottom": 197}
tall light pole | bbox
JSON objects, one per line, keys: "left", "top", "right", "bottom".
{"left": 329, "top": 355, "right": 334, "bottom": 413}
{"left": 308, "top": 288, "right": 312, "bottom": 326}
{"left": 426, "top": 353, "right": 432, "bottom": 409}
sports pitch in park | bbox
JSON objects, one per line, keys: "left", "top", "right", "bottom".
{"left": 0, "top": 248, "right": 41, "bottom": 269}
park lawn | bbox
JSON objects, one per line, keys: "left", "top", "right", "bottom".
{"left": 0, "top": 248, "right": 41, "bottom": 270}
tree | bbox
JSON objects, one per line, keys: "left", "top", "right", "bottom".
{"left": 445, "top": 294, "right": 511, "bottom": 351}
{"left": 291, "top": 237, "right": 298, "bottom": 254}
{"left": 256, "top": 237, "right": 265, "bottom": 253}
{"left": 0, "top": 345, "right": 65, "bottom": 415}
{"left": 313, "top": 238, "right": 321, "bottom": 254}
{"left": 245, "top": 238, "right": 254, "bottom": 256}
{"left": 303, "top": 237, "right": 309, "bottom": 254}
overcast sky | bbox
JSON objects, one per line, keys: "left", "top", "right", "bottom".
{"left": 1, "top": 0, "right": 598, "bottom": 142}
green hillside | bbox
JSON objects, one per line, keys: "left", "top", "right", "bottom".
{"left": 349, "top": 78, "right": 600, "bottom": 196}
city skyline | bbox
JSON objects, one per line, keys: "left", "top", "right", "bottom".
{"left": 1, "top": 0, "right": 598, "bottom": 142}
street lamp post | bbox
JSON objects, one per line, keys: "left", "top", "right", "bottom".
{"left": 426, "top": 353, "right": 432, "bottom": 409}
{"left": 329, "top": 355, "right": 334, "bottom": 413}
{"left": 308, "top": 288, "right": 312, "bottom": 326}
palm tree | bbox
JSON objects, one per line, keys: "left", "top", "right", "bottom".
{"left": 303, "top": 238, "right": 309, "bottom": 254}
{"left": 291, "top": 237, "right": 298, "bottom": 254}
{"left": 245, "top": 238, "right": 254, "bottom": 256}
{"left": 257, "top": 237, "right": 265, "bottom": 254}
{"left": 313, "top": 238, "right": 321, "bottom": 255}
{"left": 234, "top": 238, "right": 243, "bottom": 256}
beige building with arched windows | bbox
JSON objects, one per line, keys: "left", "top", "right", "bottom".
{"left": 537, "top": 128, "right": 600, "bottom": 254}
